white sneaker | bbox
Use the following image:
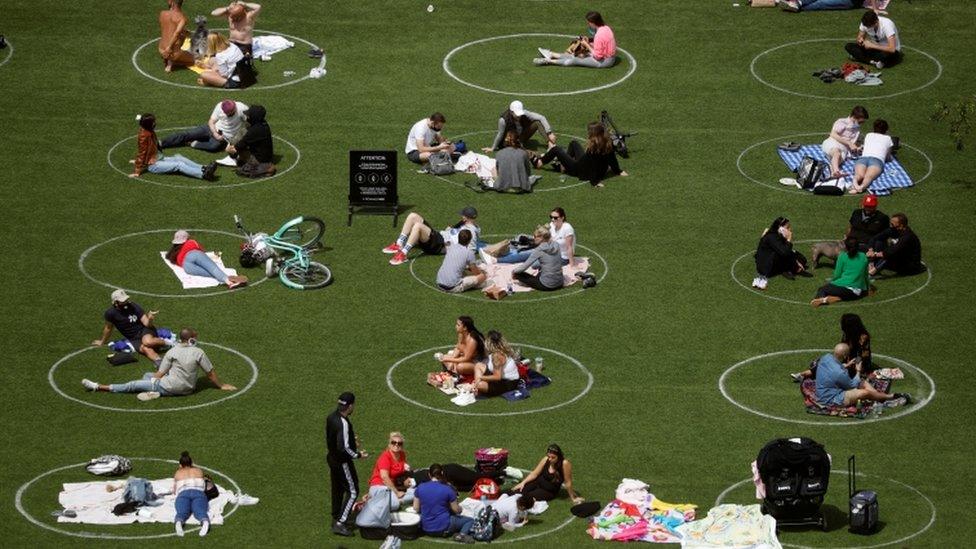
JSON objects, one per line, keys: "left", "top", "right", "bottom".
{"left": 175, "top": 521, "right": 184, "bottom": 537}
{"left": 752, "top": 276, "right": 768, "bottom": 290}
{"left": 82, "top": 379, "right": 98, "bottom": 391}
{"left": 236, "top": 493, "right": 260, "bottom": 505}
{"left": 537, "top": 47, "right": 554, "bottom": 59}
{"left": 199, "top": 521, "right": 210, "bottom": 537}
{"left": 532, "top": 58, "right": 549, "bottom": 66}
{"left": 137, "top": 391, "right": 161, "bottom": 401}
{"left": 215, "top": 155, "right": 237, "bottom": 167}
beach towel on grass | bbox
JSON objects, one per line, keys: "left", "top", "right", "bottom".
{"left": 57, "top": 477, "right": 231, "bottom": 525}
{"left": 159, "top": 251, "right": 237, "bottom": 289}
{"left": 676, "top": 504, "right": 781, "bottom": 549}
{"left": 485, "top": 258, "right": 591, "bottom": 293}
{"left": 801, "top": 377, "right": 896, "bottom": 418}
{"left": 777, "top": 145, "right": 914, "bottom": 196}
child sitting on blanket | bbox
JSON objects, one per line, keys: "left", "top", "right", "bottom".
{"left": 165, "top": 230, "right": 248, "bottom": 288}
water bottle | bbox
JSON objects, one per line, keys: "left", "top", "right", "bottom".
{"left": 534, "top": 356, "right": 544, "bottom": 372}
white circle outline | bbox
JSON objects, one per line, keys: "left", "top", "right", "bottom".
{"left": 736, "top": 132, "right": 933, "bottom": 195}
{"left": 730, "top": 239, "right": 931, "bottom": 307}
{"left": 750, "top": 39, "right": 943, "bottom": 100}
{"left": 0, "top": 40, "right": 13, "bottom": 68}
{"left": 387, "top": 343, "right": 594, "bottom": 417}
{"left": 107, "top": 127, "right": 302, "bottom": 190}
{"left": 131, "top": 28, "right": 326, "bottom": 91}
{"left": 443, "top": 33, "right": 637, "bottom": 97}
{"left": 78, "top": 228, "right": 270, "bottom": 298}
{"left": 428, "top": 516, "right": 575, "bottom": 544}
{"left": 15, "top": 457, "right": 243, "bottom": 539}
{"left": 718, "top": 349, "right": 935, "bottom": 426}
{"left": 49, "top": 342, "right": 259, "bottom": 413}
{"left": 408, "top": 237, "right": 608, "bottom": 303}
{"left": 715, "top": 471, "right": 936, "bottom": 549}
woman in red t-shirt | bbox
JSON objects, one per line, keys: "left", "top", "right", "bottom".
{"left": 367, "top": 432, "right": 414, "bottom": 509}
{"left": 165, "top": 229, "right": 249, "bottom": 289}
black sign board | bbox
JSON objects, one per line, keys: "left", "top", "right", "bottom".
{"left": 348, "top": 150, "right": 398, "bottom": 226}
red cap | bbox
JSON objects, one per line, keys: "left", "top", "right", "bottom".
{"left": 861, "top": 194, "right": 878, "bottom": 208}
{"left": 221, "top": 100, "right": 237, "bottom": 115}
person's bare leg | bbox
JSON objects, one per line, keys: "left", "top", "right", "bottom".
{"left": 399, "top": 213, "right": 423, "bottom": 237}
{"left": 455, "top": 361, "right": 477, "bottom": 376}
{"left": 407, "top": 222, "right": 432, "bottom": 248}
{"left": 849, "top": 163, "right": 867, "bottom": 194}
{"left": 858, "top": 382, "right": 893, "bottom": 402}
{"left": 829, "top": 150, "right": 843, "bottom": 178}
{"left": 811, "top": 296, "right": 843, "bottom": 308}
{"left": 139, "top": 339, "right": 163, "bottom": 362}
{"left": 856, "top": 165, "right": 883, "bottom": 193}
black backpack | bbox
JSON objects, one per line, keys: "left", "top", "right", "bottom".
{"left": 232, "top": 56, "right": 258, "bottom": 89}
{"left": 469, "top": 504, "right": 501, "bottom": 542}
{"left": 848, "top": 455, "right": 879, "bottom": 534}
{"left": 756, "top": 437, "right": 830, "bottom": 519}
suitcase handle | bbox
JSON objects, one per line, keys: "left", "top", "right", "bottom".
{"left": 848, "top": 454, "right": 856, "bottom": 499}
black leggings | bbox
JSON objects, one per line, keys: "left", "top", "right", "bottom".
{"left": 513, "top": 271, "right": 560, "bottom": 292}
{"left": 844, "top": 43, "right": 903, "bottom": 67}
{"left": 521, "top": 477, "right": 561, "bottom": 502}
{"left": 815, "top": 283, "right": 863, "bottom": 301}
{"left": 540, "top": 140, "right": 585, "bottom": 176}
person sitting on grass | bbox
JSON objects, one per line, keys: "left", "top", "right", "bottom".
{"left": 752, "top": 217, "right": 812, "bottom": 290}
{"left": 537, "top": 122, "right": 627, "bottom": 188}
{"left": 847, "top": 194, "right": 889, "bottom": 251}
{"left": 91, "top": 289, "right": 168, "bottom": 367}
{"left": 172, "top": 451, "right": 211, "bottom": 537}
{"left": 534, "top": 11, "right": 616, "bottom": 68}
{"left": 845, "top": 10, "right": 902, "bottom": 69}
{"left": 210, "top": 1, "right": 261, "bottom": 56}
{"left": 405, "top": 112, "right": 454, "bottom": 165}
{"left": 439, "top": 316, "right": 486, "bottom": 376}
{"left": 512, "top": 226, "right": 564, "bottom": 292}
{"left": 493, "top": 131, "right": 539, "bottom": 193}
{"left": 814, "top": 343, "right": 909, "bottom": 408}
{"left": 812, "top": 237, "right": 870, "bottom": 308}
{"left": 226, "top": 104, "right": 276, "bottom": 177}
{"left": 511, "top": 444, "right": 584, "bottom": 504}
{"left": 485, "top": 100, "right": 556, "bottom": 152}
{"left": 494, "top": 207, "right": 576, "bottom": 266}
{"left": 822, "top": 105, "right": 868, "bottom": 179}
{"left": 160, "top": 99, "right": 249, "bottom": 167}
{"left": 867, "top": 213, "right": 924, "bottom": 277}
{"left": 158, "top": 0, "right": 194, "bottom": 72}
{"left": 383, "top": 207, "right": 480, "bottom": 266}
{"left": 849, "top": 119, "right": 894, "bottom": 195}
{"left": 413, "top": 463, "right": 476, "bottom": 543}
{"left": 82, "top": 327, "right": 237, "bottom": 401}
{"left": 131, "top": 114, "right": 217, "bottom": 181}
{"left": 166, "top": 230, "right": 249, "bottom": 288}
{"left": 780, "top": 0, "right": 861, "bottom": 12}
{"left": 435, "top": 230, "right": 487, "bottom": 294}
{"left": 197, "top": 32, "right": 244, "bottom": 88}
{"left": 791, "top": 313, "right": 873, "bottom": 382}
{"left": 472, "top": 331, "right": 522, "bottom": 397}
{"left": 367, "top": 432, "right": 414, "bottom": 510}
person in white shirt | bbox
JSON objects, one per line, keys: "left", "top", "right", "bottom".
{"left": 493, "top": 494, "right": 535, "bottom": 531}
{"left": 405, "top": 112, "right": 454, "bottom": 164}
{"left": 821, "top": 106, "right": 868, "bottom": 179}
{"left": 548, "top": 207, "right": 576, "bottom": 266}
{"left": 845, "top": 11, "right": 902, "bottom": 69}
{"left": 198, "top": 33, "right": 245, "bottom": 88}
{"left": 160, "top": 100, "right": 249, "bottom": 166}
{"left": 382, "top": 206, "right": 480, "bottom": 266}
{"left": 850, "top": 119, "right": 894, "bottom": 194}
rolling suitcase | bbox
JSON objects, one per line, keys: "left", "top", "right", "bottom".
{"left": 848, "top": 455, "right": 879, "bottom": 535}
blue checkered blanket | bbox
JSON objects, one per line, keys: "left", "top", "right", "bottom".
{"left": 777, "top": 145, "right": 915, "bottom": 196}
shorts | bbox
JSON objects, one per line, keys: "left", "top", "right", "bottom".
{"left": 439, "top": 275, "right": 482, "bottom": 293}
{"left": 224, "top": 78, "right": 242, "bottom": 89}
{"left": 484, "top": 379, "right": 520, "bottom": 397}
{"left": 418, "top": 222, "right": 446, "bottom": 255}
{"left": 406, "top": 150, "right": 422, "bottom": 164}
{"left": 127, "top": 326, "right": 159, "bottom": 348}
{"left": 854, "top": 156, "right": 885, "bottom": 169}
{"left": 821, "top": 138, "right": 849, "bottom": 160}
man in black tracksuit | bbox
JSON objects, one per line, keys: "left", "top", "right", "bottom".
{"left": 867, "top": 213, "right": 924, "bottom": 276}
{"left": 326, "top": 392, "right": 367, "bottom": 536}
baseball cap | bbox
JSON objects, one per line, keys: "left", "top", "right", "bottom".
{"left": 861, "top": 194, "right": 878, "bottom": 208}
{"left": 509, "top": 100, "right": 525, "bottom": 117}
{"left": 459, "top": 206, "right": 478, "bottom": 219}
{"left": 221, "top": 100, "right": 237, "bottom": 115}
{"left": 111, "top": 289, "right": 130, "bottom": 303}
{"left": 338, "top": 392, "right": 356, "bottom": 406}
{"left": 172, "top": 229, "right": 190, "bottom": 244}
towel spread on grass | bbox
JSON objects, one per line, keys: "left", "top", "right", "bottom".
{"left": 777, "top": 145, "right": 915, "bottom": 196}
{"left": 588, "top": 481, "right": 696, "bottom": 543}
{"left": 484, "top": 257, "right": 590, "bottom": 293}
{"left": 676, "top": 504, "right": 781, "bottom": 549}
{"left": 159, "top": 251, "right": 237, "bottom": 289}
{"left": 252, "top": 35, "right": 295, "bottom": 59}
{"left": 801, "top": 377, "right": 898, "bottom": 419}
{"left": 57, "top": 478, "right": 231, "bottom": 525}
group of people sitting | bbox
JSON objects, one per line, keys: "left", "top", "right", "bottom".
{"left": 821, "top": 105, "right": 898, "bottom": 194}
{"left": 437, "top": 317, "right": 523, "bottom": 397}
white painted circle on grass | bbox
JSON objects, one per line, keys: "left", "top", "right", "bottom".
{"left": 736, "top": 132, "right": 932, "bottom": 195}
{"left": 429, "top": 516, "right": 575, "bottom": 544}
{"left": 718, "top": 349, "right": 934, "bottom": 426}
{"left": 132, "top": 29, "right": 326, "bottom": 91}
{"left": 107, "top": 127, "right": 301, "bottom": 190}
{"left": 408, "top": 237, "right": 608, "bottom": 303}
{"left": 443, "top": 33, "right": 637, "bottom": 96}
{"left": 751, "top": 39, "right": 942, "bottom": 100}
{"left": 730, "top": 240, "right": 931, "bottom": 307}
{"left": 715, "top": 471, "right": 936, "bottom": 549}
{"left": 49, "top": 342, "right": 259, "bottom": 413}
{"left": 387, "top": 343, "right": 593, "bottom": 417}
{"left": 78, "top": 228, "right": 269, "bottom": 298}
{"left": 15, "top": 457, "right": 243, "bottom": 539}
{"left": 0, "top": 40, "right": 13, "bottom": 68}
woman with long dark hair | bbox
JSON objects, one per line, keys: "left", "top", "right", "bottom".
{"left": 534, "top": 11, "right": 617, "bottom": 68}
{"left": 537, "top": 122, "right": 628, "bottom": 187}
{"left": 131, "top": 114, "right": 217, "bottom": 180}
{"left": 165, "top": 229, "right": 249, "bottom": 288}
{"left": 172, "top": 451, "right": 210, "bottom": 537}
{"left": 791, "top": 313, "right": 872, "bottom": 382}
{"left": 812, "top": 236, "right": 870, "bottom": 307}
{"left": 752, "top": 217, "right": 811, "bottom": 290}
{"left": 439, "top": 316, "right": 485, "bottom": 376}
{"left": 511, "top": 444, "right": 583, "bottom": 503}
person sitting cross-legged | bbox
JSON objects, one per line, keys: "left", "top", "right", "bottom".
{"left": 814, "top": 343, "right": 909, "bottom": 407}
{"left": 405, "top": 112, "right": 454, "bottom": 165}
{"left": 811, "top": 237, "right": 870, "bottom": 308}
{"left": 472, "top": 331, "right": 522, "bottom": 397}
{"left": 435, "top": 229, "right": 487, "bottom": 294}
{"left": 844, "top": 10, "right": 902, "bottom": 69}
{"left": 867, "top": 212, "right": 924, "bottom": 277}
{"left": 91, "top": 289, "right": 168, "bottom": 366}
{"left": 414, "top": 463, "right": 476, "bottom": 543}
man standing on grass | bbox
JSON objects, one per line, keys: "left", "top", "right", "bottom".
{"left": 326, "top": 392, "right": 368, "bottom": 536}
{"left": 91, "top": 289, "right": 168, "bottom": 367}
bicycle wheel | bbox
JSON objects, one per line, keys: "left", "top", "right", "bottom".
{"left": 278, "top": 216, "right": 325, "bottom": 250}
{"left": 279, "top": 261, "right": 333, "bottom": 290}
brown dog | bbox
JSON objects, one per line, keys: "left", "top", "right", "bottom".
{"left": 811, "top": 240, "right": 843, "bottom": 268}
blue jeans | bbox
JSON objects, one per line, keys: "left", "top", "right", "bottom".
{"left": 855, "top": 156, "right": 885, "bottom": 170}
{"left": 109, "top": 372, "right": 172, "bottom": 395}
{"left": 800, "top": 0, "right": 854, "bottom": 9}
{"left": 497, "top": 250, "right": 570, "bottom": 267}
{"left": 182, "top": 250, "right": 228, "bottom": 282}
{"left": 175, "top": 489, "right": 209, "bottom": 523}
{"left": 148, "top": 154, "right": 204, "bottom": 179}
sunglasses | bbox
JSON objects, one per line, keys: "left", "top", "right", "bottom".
{"left": 549, "top": 215, "right": 560, "bottom": 220}
{"left": 390, "top": 440, "right": 403, "bottom": 446}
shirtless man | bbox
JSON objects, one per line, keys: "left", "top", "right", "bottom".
{"left": 159, "top": 0, "right": 194, "bottom": 72}
{"left": 211, "top": 1, "right": 261, "bottom": 56}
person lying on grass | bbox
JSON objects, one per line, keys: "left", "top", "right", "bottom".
{"left": 172, "top": 451, "right": 211, "bottom": 537}
{"left": 752, "top": 217, "right": 812, "bottom": 290}
{"left": 511, "top": 444, "right": 584, "bottom": 504}
{"left": 472, "top": 331, "right": 522, "bottom": 397}
{"left": 811, "top": 237, "right": 870, "bottom": 308}
{"left": 383, "top": 207, "right": 480, "bottom": 266}
{"left": 814, "top": 343, "right": 910, "bottom": 407}
{"left": 438, "top": 316, "right": 486, "bottom": 377}
{"left": 534, "top": 11, "right": 616, "bottom": 68}
{"left": 535, "top": 122, "right": 627, "bottom": 187}
{"left": 92, "top": 289, "right": 169, "bottom": 367}
{"left": 166, "top": 229, "right": 249, "bottom": 288}
{"left": 791, "top": 313, "right": 873, "bottom": 382}
{"left": 82, "top": 327, "right": 237, "bottom": 401}
{"left": 435, "top": 229, "right": 488, "bottom": 294}
{"left": 131, "top": 114, "right": 217, "bottom": 181}
{"left": 849, "top": 119, "right": 895, "bottom": 195}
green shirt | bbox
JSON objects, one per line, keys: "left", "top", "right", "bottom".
{"left": 831, "top": 251, "right": 869, "bottom": 290}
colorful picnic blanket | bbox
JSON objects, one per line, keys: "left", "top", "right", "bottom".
{"left": 676, "top": 504, "right": 781, "bottom": 549}
{"left": 588, "top": 498, "right": 697, "bottom": 544}
{"left": 801, "top": 377, "right": 892, "bottom": 418}
{"left": 777, "top": 144, "right": 915, "bottom": 196}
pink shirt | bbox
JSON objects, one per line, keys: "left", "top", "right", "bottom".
{"left": 830, "top": 117, "right": 861, "bottom": 145}
{"left": 592, "top": 26, "right": 616, "bottom": 60}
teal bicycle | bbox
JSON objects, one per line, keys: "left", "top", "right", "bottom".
{"left": 234, "top": 214, "right": 333, "bottom": 290}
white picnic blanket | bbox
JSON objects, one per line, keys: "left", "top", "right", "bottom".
{"left": 484, "top": 258, "right": 591, "bottom": 293}
{"left": 57, "top": 478, "right": 231, "bottom": 525}
{"left": 159, "top": 251, "right": 236, "bottom": 289}
{"left": 252, "top": 35, "right": 295, "bottom": 59}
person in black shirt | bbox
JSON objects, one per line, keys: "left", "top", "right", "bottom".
{"left": 537, "top": 121, "right": 627, "bottom": 187}
{"left": 867, "top": 213, "right": 924, "bottom": 276}
{"left": 227, "top": 104, "right": 275, "bottom": 178}
{"left": 752, "top": 217, "right": 812, "bottom": 290}
{"left": 326, "top": 392, "right": 368, "bottom": 536}
{"left": 91, "top": 289, "right": 167, "bottom": 365}
{"left": 846, "top": 194, "right": 889, "bottom": 251}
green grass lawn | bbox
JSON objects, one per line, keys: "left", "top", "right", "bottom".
{"left": 2, "top": 0, "right": 975, "bottom": 547}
